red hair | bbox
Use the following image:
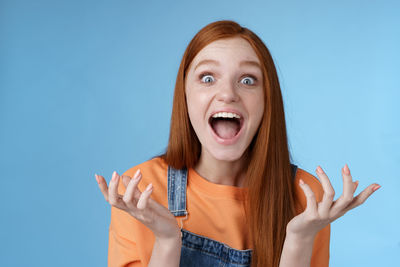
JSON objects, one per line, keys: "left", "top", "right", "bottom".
{"left": 161, "top": 20, "right": 296, "bottom": 267}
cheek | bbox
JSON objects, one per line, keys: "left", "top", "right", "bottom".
{"left": 247, "top": 90, "right": 265, "bottom": 117}
{"left": 248, "top": 93, "right": 265, "bottom": 132}
{"left": 186, "top": 89, "right": 206, "bottom": 127}
{"left": 186, "top": 85, "right": 211, "bottom": 110}
{"left": 256, "top": 97, "right": 265, "bottom": 121}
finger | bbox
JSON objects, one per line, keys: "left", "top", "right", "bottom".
{"left": 108, "top": 171, "right": 125, "bottom": 208}
{"left": 136, "top": 183, "right": 153, "bottom": 210}
{"left": 121, "top": 169, "right": 140, "bottom": 188}
{"left": 342, "top": 164, "right": 355, "bottom": 199}
{"left": 95, "top": 174, "right": 109, "bottom": 202}
{"left": 315, "top": 166, "right": 335, "bottom": 217}
{"left": 353, "top": 180, "right": 359, "bottom": 193}
{"left": 121, "top": 175, "right": 131, "bottom": 188}
{"left": 344, "top": 183, "right": 381, "bottom": 211}
{"left": 123, "top": 169, "right": 143, "bottom": 207}
{"left": 330, "top": 164, "right": 355, "bottom": 214}
{"left": 299, "top": 179, "right": 318, "bottom": 215}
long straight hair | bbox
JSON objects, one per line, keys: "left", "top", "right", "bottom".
{"left": 161, "top": 20, "right": 296, "bottom": 267}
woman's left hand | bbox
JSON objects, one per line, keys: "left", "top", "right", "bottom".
{"left": 286, "top": 164, "right": 381, "bottom": 240}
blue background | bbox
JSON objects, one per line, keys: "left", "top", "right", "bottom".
{"left": 1, "top": 0, "right": 399, "bottom": 266}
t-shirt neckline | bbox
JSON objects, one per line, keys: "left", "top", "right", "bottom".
{"left": 188, "top": 168, "right": 248, "bottom": 200}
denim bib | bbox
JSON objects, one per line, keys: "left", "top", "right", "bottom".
{"left": 167, "top": 164, "right": 298, "bottom": 267}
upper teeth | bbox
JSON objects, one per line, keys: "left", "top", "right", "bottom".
{"left": 212, "top": 112, "right": 241, "bottom": 119}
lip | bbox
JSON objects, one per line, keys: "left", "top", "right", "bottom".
{"left": 208, "top": 108, "right": 245, "bottom": 145}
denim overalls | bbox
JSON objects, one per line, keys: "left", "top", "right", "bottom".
{"left": 167, "top": 164, "right": 298, "bottom": 267}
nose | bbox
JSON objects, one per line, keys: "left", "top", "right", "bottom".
{"left": 215, "top": 80, "right": 239, "bottom": 103}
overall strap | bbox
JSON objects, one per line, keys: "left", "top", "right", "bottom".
{"left": 290, "top": 163, "right": 298, "bottom": 180}
{"left": 167, "top": 166, "right": 188, "bottom": 217}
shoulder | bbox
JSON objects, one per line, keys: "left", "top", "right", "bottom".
{"left": 293, "top": 167, "right": 325, "bottom": 213}
{"left": 122, "top": 156, "right": 168, "bottom": 178}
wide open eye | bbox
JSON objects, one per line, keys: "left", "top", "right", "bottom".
{"left": 240, "top": 76, "right": 256, "bottom": 85}
{"left": 200, "top": 74, "right": 215, "bottom": 84}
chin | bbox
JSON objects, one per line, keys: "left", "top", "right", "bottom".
{"left": 209, "top": 147, "right": 246, "bottom": 162}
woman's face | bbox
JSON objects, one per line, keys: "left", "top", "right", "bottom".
{"left": 185, "top": 37, "right": 265, "bottom": 162}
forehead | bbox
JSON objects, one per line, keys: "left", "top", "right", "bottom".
{"left": 191, "top": 37, "right": 260, "bottom": 66}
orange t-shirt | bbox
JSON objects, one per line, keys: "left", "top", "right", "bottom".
{"left": 108, "top": 157, "right": 330, "bottom": 267}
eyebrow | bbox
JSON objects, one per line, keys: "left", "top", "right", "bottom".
{"left": 239, "top": 60, "right": 261, "bottom": 69}
{"left": 194, "top": 59, "right": 261, "bottom": 71}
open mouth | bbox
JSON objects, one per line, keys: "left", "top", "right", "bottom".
{"left": 208, "top": 112, "right": 244, "bottom": 140}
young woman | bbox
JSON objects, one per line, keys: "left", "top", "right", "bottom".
{"left": 95, "top": 20, "right": 380, "bottom": 267}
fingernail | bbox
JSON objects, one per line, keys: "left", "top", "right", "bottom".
{"left": 343, "top": 164, "right": 350, "bottom": 175}
{"left": 134, "top": 169, "right": 141, "bottom": 180}
{"left": 299, "top": 179, "right": 304, "bottom": 185}
{"left": 112, "top": 171, "right": 118, "bottom": 181}
{"left": 95, "top": 174, "right": 100, "bottom": 184}
{"left": 145, "top": 183, "right": 153, "bottom": 191}
{"left": 372, "top": 184, "right": 381, "bottom": 192}
{"left": 316, "top": 166, "right": 323, "bottom": 174}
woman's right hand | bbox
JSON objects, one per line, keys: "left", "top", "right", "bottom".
{"left": 95, "top": 169, "right": 181, "bottom": 242}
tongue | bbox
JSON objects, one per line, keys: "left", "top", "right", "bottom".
{"left": 213, "top": 120, "right": 240, "bottom": 139}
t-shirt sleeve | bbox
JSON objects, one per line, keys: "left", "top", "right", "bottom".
{"left": 108, "top": 170, "right": 143, "bottom": 267}
{"left": 311, "top": 224, "right": 330, "bottom": 267}
{"left": 108, "top": 228, "right": 142, "bottom": 267}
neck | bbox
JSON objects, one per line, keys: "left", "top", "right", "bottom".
{"left": 194, "top": 149, "right": 248, "bottom": 187}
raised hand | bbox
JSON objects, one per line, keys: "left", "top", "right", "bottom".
{"left": 95, "top": 169, "right": 181, "bottom": 241}
{"left": 286, "top": 164, "right": 381, "bottom": 239}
